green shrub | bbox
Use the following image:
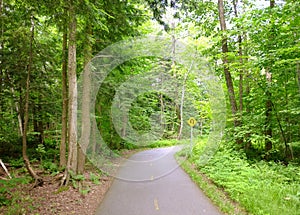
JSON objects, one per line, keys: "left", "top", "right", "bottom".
{"left": 41, "top": 160, "right": 59, "bottom": 173}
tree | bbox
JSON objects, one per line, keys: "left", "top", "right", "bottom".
{"left": 233, "top": 0, "right": 300, "bottom": 159}
{"left": 77, "top": 24, "right": 92, "bottom": 176}
{"left": 62, "top": 0, "right": 77, "bottom": 185}
{"left": 22, "top": 14, "right": 43, "bottom": 186}
{"left": 217, "top": 0, "right": 239, "bottom": 127}
{"left": 264, "top": 0, "right": 275, "bottom": 154}
{"left": 60, "top": 4, "right": 68, "bottom": 168}
{"left": 232, "top": 0, "right": 244, "bottom": 114}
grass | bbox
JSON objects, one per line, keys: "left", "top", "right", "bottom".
{"left": 180, "top": 137, "right": 300, "bottom": 215}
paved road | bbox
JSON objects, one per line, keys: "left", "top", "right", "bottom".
{"left": 95, "top": 146, "right": 223, "bottom": 215}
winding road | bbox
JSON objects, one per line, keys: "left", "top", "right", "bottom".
{"left": 95, "top": 146, "right": 223, "bottom": 215}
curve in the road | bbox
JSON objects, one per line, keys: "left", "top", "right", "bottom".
{"left": 95, "top": 146, "right": 223, "bottom": 215}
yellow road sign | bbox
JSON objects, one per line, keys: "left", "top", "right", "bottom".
{"left": 187, "top": 117, "right": 197, "bottom": 127}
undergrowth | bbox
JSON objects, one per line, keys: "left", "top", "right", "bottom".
{"left": 188, "top": 137, "right": 300, "bottom": 215}
{"left": 0, "top": 176, "right": 32, "bottom": 214}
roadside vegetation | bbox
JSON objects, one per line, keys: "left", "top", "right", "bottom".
{"left": 179, "top": 136, "right": 300, "bottom": 215}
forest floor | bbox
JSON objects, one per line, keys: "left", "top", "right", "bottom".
{"left": 29, "top": 173, "right": 111, "bottom": 215}
{"left": 0, "top": 169, "right": 113, "bottom": 215}
{"left": 0, "top": 150, "right": 136, "bottom": 215}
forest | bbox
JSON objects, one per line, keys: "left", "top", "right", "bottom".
{"left": 0, "top": 0, "right": 299, "bottom": 214}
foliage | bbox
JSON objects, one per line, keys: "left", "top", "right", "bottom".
{"left": 146, "top": 139, "right": 179, "bottom": 148}
{"left": 68, "top": 170, "right": 85, "bottom": 189}
{"left": 41, "top": 160, "right": 60, "bottom": 175}
{"left": 8, "top": 158, "right": 24, "bottom": 168}
{"left": 90, "top": 172, "right": 101, "bottom": 185}
{"left": 95, "top": 57, "right": 190, "bottom": 149}
{"left": 177, "top": 153, "right": 246, "bottom": 215}
{"left": 191, "top": 138, "right": 300, "bottom": 215}
{"left": 0, "top": 177, "right": 31, "bottom": 208}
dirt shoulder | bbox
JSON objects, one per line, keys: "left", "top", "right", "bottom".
{"left": 0, "top": 149, "right": 138, "bottom": 215}
{"left": 30, "top": 173, "right": 113, "bottom": 215}
{"left": 0, "top": 169, "right": 114, "bottom": 215}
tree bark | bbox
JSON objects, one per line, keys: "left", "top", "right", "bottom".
{"left": 60, "top": 9, "right": 68, "bottom": 168}
{"left": 62, "top": 1, "right": 77, "bottom": 185}
{"left": 77, "top": 25, "right": 92, "bottom": 175}
{"left": 218, "top": 0, "right": 239, "bottom": 127}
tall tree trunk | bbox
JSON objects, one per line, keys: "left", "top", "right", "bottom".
{"left": 60, "top": 8, "right": 68, "bottom": 168}
{"left": 218, "top": 0, "right": 239, "bottom": 127}
{"left": 67, "top": 1, "right": 77, "bottom": 173}
{"left": 77, "top": 25, "right": 92, "bottom": 175}
{"left": 62, "top": 1, "right": 77, "bottom": 185}
{"left": 232, "top": 0, "right": 244, "bottom": 144}
{"left": 23, "top": 15, "right": 43, "bottom": 186}
{"left": 265, "top": 0, "right": 275, "bottom": 155}
{"left": 238, "top": 39, "right": 243, "bottom": 113}
{"left": 233, "top": 0, "right": 243, "bottom": 113}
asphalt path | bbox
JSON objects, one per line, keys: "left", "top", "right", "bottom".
{"left": 95, "top": 146, "right": 223, "bottom": 215}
